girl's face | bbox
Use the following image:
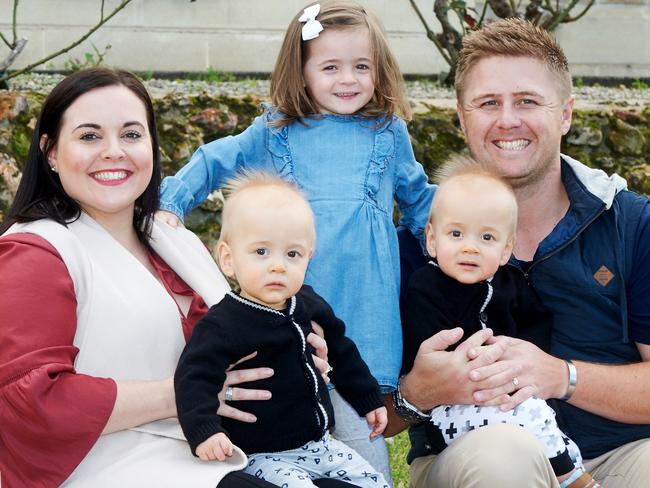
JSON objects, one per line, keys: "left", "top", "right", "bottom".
{"left": 302, "top": 27, "right": 375, "bottom": 115}
{"left": 45, "top": 85, "right": 153, "bottom": 228}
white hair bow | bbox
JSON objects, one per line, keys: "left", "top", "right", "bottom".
{"left": 299, "top": 4, "right": 323, "bottom": 41}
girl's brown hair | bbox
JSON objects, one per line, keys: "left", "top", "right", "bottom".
{"left": 270, "top": 0, "right": 411, "bottom": 126}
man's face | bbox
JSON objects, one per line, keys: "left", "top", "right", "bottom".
{"left": 457, "top": 56, "right": 574, "bottom": 190}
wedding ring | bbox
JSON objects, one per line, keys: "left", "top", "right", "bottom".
{"left": 512, "top": 377, "right": 520, "bottom": 389}
{"left": 225, "top": 386, "right": 234, "bottom": 402}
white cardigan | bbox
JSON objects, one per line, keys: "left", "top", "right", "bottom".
{"left": 7, "top": 213, "right": 246, "bottom": 488}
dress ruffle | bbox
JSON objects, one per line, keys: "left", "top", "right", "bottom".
{"left": 366, "top": 117, "right": 396, "bottom": 210}
{"left": 264, "top": 106, "right": 297, "bottom": 184}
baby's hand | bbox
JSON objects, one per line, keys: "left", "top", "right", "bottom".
{"left": 155, "top": 210, "right": 184, "bottom": 228}
{"left": 195, "top": 432, "right": 234, "bottom": 461}
{"left": 365, "top": 406, "right": 387, "bottom": 440}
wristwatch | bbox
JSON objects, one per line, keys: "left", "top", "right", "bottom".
{"left": 392, "top": 376, "right": 432, "bottom": 424}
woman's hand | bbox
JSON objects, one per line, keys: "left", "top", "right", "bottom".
{"left": 309, "top": 321, "right": 332, "bottom": 384}
{"left": 155, "top": 210, "right": 184, "bottom": 228}
{"left": 217, "top": 352, "right": 273, "bottom": 423}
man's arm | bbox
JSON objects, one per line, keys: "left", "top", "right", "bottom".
{"left": 478, "top": 204, "right": 650, "bottom": 419}
{"left": 567, "top": 345, "right": 650, "bottom": 423}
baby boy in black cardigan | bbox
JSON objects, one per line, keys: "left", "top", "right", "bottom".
{"left": 402, "top": 156, "right": 600, "bottom": 488}
{"left": 175, "top": 171, "right": 388, "bottom": 488}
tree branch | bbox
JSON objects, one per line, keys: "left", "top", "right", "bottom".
{"left": 563, "top": 0, "right": 596, "bottom": 23}
{"left": 0, "top": 0, "right": 133, "bottom": 82}
{"left": 476, "top": 0, "right": 490, "bottom": 27}
{"left": 544, "top": 0, "right": 580, "bottom": 30}
{"left": 0, "top": 31, "right": 13, "bottom": 50}
{"left": 488, "top": 0, "right": 514, "bottom": 18}
{"left": 0, "top": 38, "right": 27, "bottom": 72}
{"left": 12, "top": 0, "right": 19, "bottom": 44}
{"left": 409, "top": 0, "right": 453, "bottom": 66}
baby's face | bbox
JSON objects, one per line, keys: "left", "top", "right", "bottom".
{"left": 218, "top": 189, "right": 315, "bottom": 310}
{"left": 426, "top": 177, "right": 515, "bottom": 284}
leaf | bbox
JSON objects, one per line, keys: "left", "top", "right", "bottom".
{"left": 464, "top": 14, "right": 477, "bottom": 28}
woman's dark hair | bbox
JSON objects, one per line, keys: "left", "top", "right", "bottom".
{"left": 0, "top": 68, "right": 161, "bottom": 243}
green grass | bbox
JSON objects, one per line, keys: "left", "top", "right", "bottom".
{"left": 387, "top": 431, "right": 411, "bottom": 488}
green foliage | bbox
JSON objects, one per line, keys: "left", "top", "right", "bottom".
{"left": 63, "top": 43, "right": 112, "bottom": 72}
{"left": 574, "top": 77, "right": 584, "bottom": 88}
{"left": 387, "top": 431, "right": 411, "bottom": 488}
{"left": 182, "top": 68, "right": 238, "bottom": 84}
{"left": 631, "top": 79, "right": 649, "bottom": 90}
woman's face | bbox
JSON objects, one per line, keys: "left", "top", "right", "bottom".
{"left": 46, "top": 85, "right": 153, "bottom": 227}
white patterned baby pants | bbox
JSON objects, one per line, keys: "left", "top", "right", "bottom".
{"left": 244, "top": 432, "right": 389, "bottom": 488}
{"left": 431, "top": 397, "right": 583, "bottom": 469}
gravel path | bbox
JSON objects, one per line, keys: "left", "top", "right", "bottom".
{"left": 6, "top": 73, "right": 650, "bottom": 110}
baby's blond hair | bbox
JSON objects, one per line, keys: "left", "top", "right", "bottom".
{"left": 219, "top": 170, "right": 314, "bottom": 244}
{"left": 430, "top": 155, "right": 518, "bottom": 235}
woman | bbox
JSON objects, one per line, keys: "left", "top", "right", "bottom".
{"left": 0, "top": 68, "right": 331, "bottom": 488}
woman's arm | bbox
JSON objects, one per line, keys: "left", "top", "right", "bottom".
{"left": 0, "top": 234, "right": 117, "bottom": 486}
{"left": 102, "top": 378, "right": 176, "bottom": 434}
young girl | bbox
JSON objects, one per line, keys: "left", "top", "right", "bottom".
{"left": 158, "top": 2, "right": 433, "bottom": 479}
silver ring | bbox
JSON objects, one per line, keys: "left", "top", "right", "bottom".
{"left": 512, "top": 377, "right": 520, "bottom": 389}
{"left": 325, "top": 365, "right": 334, "bottom": 374}
{"left": 225, "top": 386, "right": 234, "bottom": 402}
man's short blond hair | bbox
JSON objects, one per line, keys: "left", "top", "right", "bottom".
{"left": 430, "top": 155, "right": 518, "bottom": 235}
{"left": 219, "top": 170, "right": 314, "bottom": 243}
{"left": 455, "top": 18, "right": 572, "bottom": 101}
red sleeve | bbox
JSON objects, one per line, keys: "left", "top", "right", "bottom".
{"left": 0, "top": 233, "right": 117, "bottom": 488}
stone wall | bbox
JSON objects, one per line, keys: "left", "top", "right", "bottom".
{"left": 1, "top": 90, "right": 648, "bottom": 242}
{"left": 1, "top": 0, "right": 649, "bottom": 79}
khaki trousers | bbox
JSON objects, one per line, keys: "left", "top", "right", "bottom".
{"left": 410, "top": 424, "right": 650, "bottom": 487}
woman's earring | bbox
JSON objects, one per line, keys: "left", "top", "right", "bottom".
{"left": 50, "top": 165, "right": 57, "bottom": 173}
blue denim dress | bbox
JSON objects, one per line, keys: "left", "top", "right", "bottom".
{"left": 160, "top": 108, "right": 434, "bottom": 388}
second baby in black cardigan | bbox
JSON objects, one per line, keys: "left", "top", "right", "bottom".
{"left": 175, "top": 171, "right": 388, "bottom": 488}
{"left": 401, "top": 156, "right": 600, "bottom": 488}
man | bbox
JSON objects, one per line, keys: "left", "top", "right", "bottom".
{"left": 387, "top": 18, "right": 650, "bottom": 488}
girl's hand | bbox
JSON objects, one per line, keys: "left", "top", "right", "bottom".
{"left": 155, "top": 210, "right": 184, "bottom": 228}
{"left": 309, "top": 321, "right": 333, "bottom": 384}
{"left": 195, "top": 432, "right": 233, "bottom": 461}
{"left": 217, "top": 351, "right": 273, "bottom": 423}
{"left": 366, "top": 406, "right": 388, "bottom": 439}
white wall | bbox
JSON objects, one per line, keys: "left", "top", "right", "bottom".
{"left": 1, "top": 0, "right": 648, "bottom": 78}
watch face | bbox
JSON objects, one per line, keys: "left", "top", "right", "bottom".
{"left": 392, "top": 389, "right": 429, "bottom": 423}
{"left": 392, "top": 388, "right": 430, "bottom": 424}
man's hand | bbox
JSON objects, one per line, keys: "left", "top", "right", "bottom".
{"left": 401, "top": 328, "right": 511, "bottom": 411}
{"left": 472, "top": 336, "right": 567, "bottom": 410}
